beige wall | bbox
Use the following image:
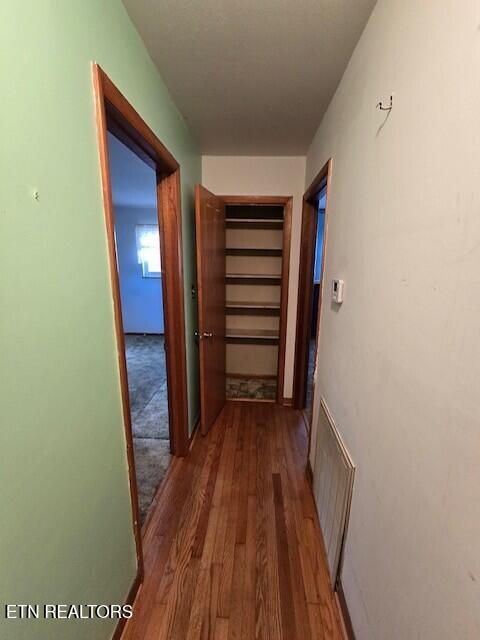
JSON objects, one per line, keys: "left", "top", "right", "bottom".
{"left": 306, "top": 0, "right": 480, "bottom": 638}
{"left": 202, "top": 155, "right": 306, "bottom": 398}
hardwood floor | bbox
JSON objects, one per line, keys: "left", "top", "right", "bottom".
{"left": 122, "top": 402, "right": 344, "bottom": 640}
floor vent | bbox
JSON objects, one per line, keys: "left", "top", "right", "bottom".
{"left": 312, "top": 398, "right": 355, "bottom": 587}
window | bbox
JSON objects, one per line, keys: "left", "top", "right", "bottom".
{"left": 135, "top": 224, "right": 161, "bottom": 278}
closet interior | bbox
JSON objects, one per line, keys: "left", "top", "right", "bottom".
{"left": 225, "top": 204, "right": 286, "bottom": 401}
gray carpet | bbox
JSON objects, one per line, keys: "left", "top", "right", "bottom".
{"left": 305, "top": 339, "right": 316, "bottom": 423}
{"left": 125, "top": 334, "right": 169, "bottom": 438}
{"left": 132, "top": 438, "right": 170, "bottom": 523}
{"left": 125, "top": 334, "right": 171, "bottom": 523}
{"left": 226, "top": 377, "right": 277, "bottom": 400}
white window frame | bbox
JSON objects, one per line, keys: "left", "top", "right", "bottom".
{"left": 135, "top": 224, "right": 161, "bottom": 278}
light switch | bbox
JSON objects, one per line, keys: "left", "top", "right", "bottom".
{"left": 332, "top": 279, "right": 344, "bottom": 304}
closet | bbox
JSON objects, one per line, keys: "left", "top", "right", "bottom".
{"left": 195, "top": 187, "right": 291, "bottom": 434}
{"left": 225, "top": 204, "right": 286, "bottom": 401}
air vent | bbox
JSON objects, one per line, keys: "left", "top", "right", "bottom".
{"left": 312, "top": 398, "right": 355, "bottom": 587}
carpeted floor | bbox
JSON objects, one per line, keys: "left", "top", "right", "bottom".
{"left": 305, "top": 339, "right": 316, "bottom": 424}
{"left": 125, "top": 334, "right": 171, "bottom": 523}
{"left": 226, "top": 377, "right": 277, "bottom": 400}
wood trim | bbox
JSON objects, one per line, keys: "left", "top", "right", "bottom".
{"left": 92, "top": 64, "right": 190, "bottom": 578}
{"left": 277, "top": 197, "right": 292, "bottom": 403}
{"left": 336, "top": 580, "right": 356, "bottom": 640}
{"left": 292, "top": 159, "right": 332, "bottom": 411}
{"left": 111, "top": 570, "right": 142, "bottom": 640}
{"left": 92, "top": 64, "right": 144, "bottom": 577}
{"left": 98, "top": 69, "right": 178, "bottom": 174}
{"left": 282, "top": 397, "right": 293, "bottom": 407}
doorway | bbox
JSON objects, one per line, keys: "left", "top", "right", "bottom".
{"left": 107, "top": 132, "right": 171, "bottom": 524}
{"left": 195, "top": 190, "right": 292, "bottom": 435}
{"left": 293, "top": 160, "right": 332, "bottom": 426}
{"left": 305, "top": 188, "right": 326, "bottom": 424}
{"left": 93, "top": 65, "right": 189, "bottom": 578}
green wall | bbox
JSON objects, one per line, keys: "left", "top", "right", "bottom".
{"left": 0, "top": 2, "right": 200, "bottom": 638}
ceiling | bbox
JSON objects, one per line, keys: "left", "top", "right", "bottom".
{"left": 122, "top": 0, "right": 376, "bottom": 155}
{"left": 108, "top": 132, "right": 157, "bottom": 207}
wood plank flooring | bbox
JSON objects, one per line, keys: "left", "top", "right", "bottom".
{"left": 122, "top": 402, "right": 344, "bottom": 640}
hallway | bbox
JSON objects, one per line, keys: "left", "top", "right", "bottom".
{"left": 123, "top": 402, "right": 343, "bottom": 639}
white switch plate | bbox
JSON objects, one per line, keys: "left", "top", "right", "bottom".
{"left": 332, "top": 279, "right": 344, "bottom": 303}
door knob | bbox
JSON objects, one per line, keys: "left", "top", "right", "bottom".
{"left": 194, "top": 331, "right": 213, "bottom": 340}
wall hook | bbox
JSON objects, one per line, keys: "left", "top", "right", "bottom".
{"left": 376, "top": 94, "right": 393, "bottom": 111}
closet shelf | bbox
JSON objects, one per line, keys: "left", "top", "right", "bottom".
{"left": 225, "top": 328, "right": 279, "bottom": 345}
{"left": 226, "top": 218, "right": 283, "bottom": 230}
{"left": 225, "top": 248, "right": 282, "bottom": 257}
{"left": 226, "top": 300, "right": 280, "bottom": 316}
{"left": 226, "top": 372, "right": 277, "bottom": 380}
{"left": 226, "top": 273, "right": 282, "bottom": 285}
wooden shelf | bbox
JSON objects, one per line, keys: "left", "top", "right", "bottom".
{"left": 226, "top": 218, "right": 283, "bottom": 230}
{"left": 226, "top": 300, "right": 280, "bottom": 316}
{"left": 226, "top": 328, "right": 279, "bottom": 345}
{"left": 226, "top": 373, "right": 277, "bottom": 380}
{"left": 226, "top": 273, "right": 281, "bottom": 285}
{"left": 226, "top": 247, "right": 282, "bottom": 257}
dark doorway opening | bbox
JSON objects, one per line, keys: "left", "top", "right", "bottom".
{"left": 293, "top": 159, "right": 332, "bottom": 432}
{"left": 305, "top": 189, "right": 326, "bottom": 424}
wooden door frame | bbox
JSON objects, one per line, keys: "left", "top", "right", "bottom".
{"left": 92, "top": 64, "right": 190, "bottom": 580}
{"left": 292, "top": 159, "right": 332, "bottom": 411}
{"left": 220, "top": 195, "right": 292, "bottom": 404}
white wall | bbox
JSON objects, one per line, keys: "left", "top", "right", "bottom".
{"left": 306, "top": 1, "right": 480, "bottom": 638}
{"left": 202, "top": 155, "right": 306, "bottom": 398}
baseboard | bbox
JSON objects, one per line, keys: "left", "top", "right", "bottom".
{"left": 282, "top": 397, "right": 293, "bottom": 407}
{"left": 111, "top": 569, "right": 142, "bottom": 640}
{"left": 335, "top": 579, "right": 356, "bottom": 640}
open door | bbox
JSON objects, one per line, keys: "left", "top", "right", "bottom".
{"left": 195, "top": 185, "right": 226, "bottom": 434}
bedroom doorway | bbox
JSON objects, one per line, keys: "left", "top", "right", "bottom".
{"left": 93, "top": 65, "right": 189, "bottom": 580}
{"left": 107, "top": 132, "right": 171, "bottom": 524}
{"left": 304, "top": 188, "right": 326, "bottom": 424}
{"left": 293, "top": 159, "right": 332, "bottom": 429}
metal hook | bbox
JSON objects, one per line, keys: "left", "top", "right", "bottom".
{"left": 376, "top": 94, "right": 393, "bottom": 111}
